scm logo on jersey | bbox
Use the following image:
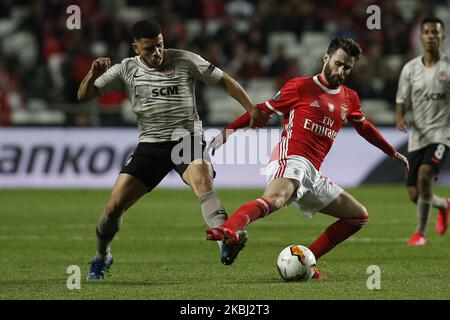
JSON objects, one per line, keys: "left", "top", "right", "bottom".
{"left": 423, "top": 92, "right": 446, "bottom": 101}
{"left": 152, "top": 85, "right": 179, "bottom": 97}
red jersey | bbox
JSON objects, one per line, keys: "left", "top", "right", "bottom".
{"left": 257, "top": 75, "right": 365, "bottom": 170}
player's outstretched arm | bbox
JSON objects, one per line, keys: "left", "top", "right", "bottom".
{"left": 395, "top": 103, "right": 409, "bottom": 133}
{"left": 207, "top": 129, "right": 232, "bottom": 156}
{"left": 350, "top": 117, "right": 409, "bottom": 174}
{"left": 207, "top": 112, "right": 251, "bottom": 156}
{"left": 77, "top": 57, "right": 111, "bottom": 101}
{"left": 207, "top": 107, "right": 271, "bottom": 155}
{"left": 392, "top": 151, "right": 409, "bottom": 175}
{"left": 219, "top": 72, "right": 271, "bottom": 128}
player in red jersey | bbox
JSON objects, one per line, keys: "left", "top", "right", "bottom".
{"left": 206, "top": 37, "right": 409, "bottom": 279}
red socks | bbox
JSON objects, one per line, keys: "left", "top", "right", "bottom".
{"left": 221, "top": 197, "right": 368, "bottom": 262}
{"left": 309, "top": 215, "right": 369, "bottom": 260}
{"left": 221, "top": 198, "right": 272, "bottom": 231}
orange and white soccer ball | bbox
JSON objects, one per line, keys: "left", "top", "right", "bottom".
{"left": 276, "top": 244, "right": 316, "bottom": 282}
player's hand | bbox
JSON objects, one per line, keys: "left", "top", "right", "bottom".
{"left": 90, "top": 57, "right": 111, "bottom": 78}
{"left": 207, "top": 129, "right": 233, "bottom": 156}
{"left": 396, "top": 117, "right": 409, "bottom": 133}
{"left": 393, "top": 151, "right": 409, "bottom": 176}
{"left": 249, "top": 108, "right": 271, "bottom": 128}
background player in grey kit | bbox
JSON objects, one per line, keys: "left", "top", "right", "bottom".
{"left": 77, "top": 19, "right": 270, "bottom": 280}
{"left": 395, "top": 17, "right": 450, "bottom": 246}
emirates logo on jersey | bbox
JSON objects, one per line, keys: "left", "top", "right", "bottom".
{"left": 328, "top": 103, "right": 335, "bottom": 112}
{"left": 163, "top": 65, "right": 175, "bottom": 78}
{"left": 438, "top": 71, "right": 448, "bottom": 82}
{"left": 340, "top": 105, "right": 348, "bottom": 120}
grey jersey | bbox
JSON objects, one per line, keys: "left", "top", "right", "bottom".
{"left": 396, "top": 55, "right": 450, "bottom": 152}
{"left": 94, "top": 49, "right": 223, "bottom": 142}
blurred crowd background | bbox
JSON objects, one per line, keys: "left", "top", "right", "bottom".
{"left": 0, "top": 0, "right": 449, "bottom": 127}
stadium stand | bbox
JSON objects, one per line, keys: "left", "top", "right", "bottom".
{"left": 0, "top": 0, "right": 449, "bottom": 127}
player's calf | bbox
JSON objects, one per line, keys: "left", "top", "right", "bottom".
{"left": 96, "top": 212, "right": 122, "bottom": 260}
{"left": 309, "top": 213, "right": 369, "bottom": 261}
{"left": 199, "top": 191, "right": 228, "bottom": 228}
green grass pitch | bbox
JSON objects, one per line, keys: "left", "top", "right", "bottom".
{"left": 0, "top": 185, "right": 449, "bottom": 300}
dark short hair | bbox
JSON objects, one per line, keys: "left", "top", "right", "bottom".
{"left": 327, "top": 37, "right": 362, "bottom": 60}
{"left": 132, "top": 19, "right": 162, "bottom": 40}
{"left": 421, "top": 16, "right": 445, "bottom": 31}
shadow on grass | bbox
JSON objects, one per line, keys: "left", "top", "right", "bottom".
{"left": 90, "top": 277, "right": 284, "bottom": 287}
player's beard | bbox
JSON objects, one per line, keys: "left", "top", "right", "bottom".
{"left": 324, "top": 62, "right": 345, "bottom": 88}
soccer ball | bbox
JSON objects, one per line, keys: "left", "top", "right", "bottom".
{"left": 276, "top": 244, "right": 316, "bottom": 282}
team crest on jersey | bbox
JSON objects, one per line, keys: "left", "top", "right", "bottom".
{"left": 340, "top": 104, "right": 348, "bottom": 120}
{"left": 438, "top": 71, "right": 448, "bottom": 82}
{"left": 163, "top": 65, "right": 175, "bottom": 78}
{"left": 272, "top": 90, "right": 281, "bottom": 101}
{"left": 328, "top": 103, "right": 335, "bottom": 112}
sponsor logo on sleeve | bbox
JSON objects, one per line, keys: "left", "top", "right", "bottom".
{"left": 272, "top": 90, "right": 281, "bottom": 101}
{"left": 340, "top": 104, "right": 348, "bottom": 120}
{"left": 206, "top": 64, "right": 216, "bottom": 75}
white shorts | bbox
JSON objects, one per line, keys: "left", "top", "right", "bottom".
{"left": 264, "top": 156, "right": 344, "bottom": 217}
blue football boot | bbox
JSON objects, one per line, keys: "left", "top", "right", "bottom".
{"left": 87, "top": 254, "right": 113, "bottom": 281}
{"left": 220, "top": 229, "right": 248, "bottom": 266}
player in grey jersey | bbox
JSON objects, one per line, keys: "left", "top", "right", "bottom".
{"left": 77, "top": 19, "right": 270, "bottom": 280}
{"left": 395, "top": 17, "right": 450, "bottom": 246}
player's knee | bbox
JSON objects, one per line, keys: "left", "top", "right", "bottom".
{"left": 417, "top": 174, "right": 432, "bottom": 187}
{"left": 418, "top": 164, "right": 435, "bottom": 176}
{"left": 407, "top": 186, "right": 418, "bottom": 203}
{"left": 417, "top": 176, "right": 433, "bottom": 198}
{"left": 349, "top": 203, "right": 369, "bottom": 223}
{"left": 417, "top": 166, "right": 434, "bottom": 187}
{"left": 190, "top": 176, "right": 214, "bottom": 196}
{"left": 360, "top": 211, "right": 369, "bottom": 226}
{"left": 105, "top": 199, "right": 127, "bottom": 218}
{"left": 358, "top": 205, "right": 369, "bottom": 222}
{"left": 408, "top": 192, "right": 418, "bottom": 204}
{"left": 357, "top": 214, "right": 369, "bottom": 228}
{"left": 345, "top": 207, "right": 369, "bottom": 227}
{"left": 263, "top": 193, "right": 288, "bottom": 211}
